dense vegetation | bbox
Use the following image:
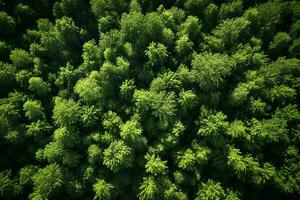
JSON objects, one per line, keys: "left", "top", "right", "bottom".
{"left": 0, "top": 0, "right": 300, "bottom": 199}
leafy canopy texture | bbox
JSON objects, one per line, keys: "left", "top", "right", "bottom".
{"left": 0, "top": 0, "right": 300, "bottom": 199}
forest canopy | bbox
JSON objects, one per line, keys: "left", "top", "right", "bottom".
{"left": 0, "top": 0, "right": 300, "bottom": 199}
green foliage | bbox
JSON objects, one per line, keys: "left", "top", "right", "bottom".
{"left": 52, "top": 127, "right": 79, "bottom": 148}
{"left": 19, "top": 165, "right": 38, "bottom": 186}
{"left": 177, "top": 142, "right": 211, "bottom": 171}
{"left": 1, "top": 1, "right": 300, "bottom": 200}
{"left": 178, "top": 16, "right": 201, "bottom": 41}
{"left": 203, "top": 17, "right": 250, "bottom": 52}
{"left": 160, "top": 121, "right": 185, "bottom": 148}
{"left": 41, "top": 127, "right": 80, "bottom": 166}
{"left": 268, "top": 32, "right": 291, "bottom": 58}
{"left": 90, "top": 0, "right": 127, "bottom": 18}
{"left": 183, "top": 0, "right": 210, "bottom": 17}
{"left": 81, "top": 40, "right": 102, "bottom": 72}
{"left": 0, "top": 62, "right": 16, "bottom": 97}
{"left": 103, "top": 140, "right": 133, "bottom": 172}
{"left": 197, "top": 111, "right": 229, "bottom": 137}
{"left": 26, "top": 120, "right": 51, "bottom": 137}
{"left": 0, "top": 12, "right": 16, "bottom": 39}
{"left": 196, "top": 180, "right": 240, "bottom": 200}
{"left": 219, "top": 0, "right": 243, "bottom": 20}
{"left": 150, "top": 71, "right": 183, "bottom": 92}
{"left": 130, "top": 0, "right": 142, "bottom": 13}
{"left": 145, "top": 42, "right": 168, "bottom": 67}
{"left": 175, "top": 35, "right": 193, "bottom": 59}
{"left": 195, "top": 180, "right": 225, "bottom": 200}
{"left": 28, "top": 77, "right": 50, "bottom": 96}
{"left": 80, "top": 105, "right": 101, "bottom": 128}
{"left": 74, "top": 71, "right": 101, "bottom": 102}
{"left": 120, "top": 11, "right": 164, "bottom": 51}
{"left": 191, "top": 52, "right": 234, "bottom": 90}
{"left": 93, "top": 179, "right": 114, "bottom": 200}
{"left": 270, "top": 85, "right": 296, "bottom": 104}
{"left": 0, "top": 170, "right": 21, "bottom": 199}
{"left": 0, "top": 41, "right": 10, "bottom": 59}
{"left": 145, "top": 154, "right": 168, "bottom": 176}
{"left": 120, "top": 79, "right": 135, "bottom": 100}
{"left": 10, "top": 49, "right": 32, "bottom": 70}
{"left": 102, "top": 111, "right": 122, "bottom": 135}
{"left": 134, "top": 90, "right": 176, "bottom": 128}
{"left": 227, "top": 120, "right": 248, "bottom": 139}
{"left": 52, "top": 97, "right": 80, "bottom": 127}
{"left": 55, "top": 62, "right": 78, "bottom": 90}
{"left": 23, "top": 100, "right": 45, "bottom": 121}
{"left": 250, "top": 117, "right": 288, "bottom": 144}
{"left": 289, "top": 38, "right": 300, "bottom": 58}
{"left": 177, "top": 149, "right": 197, "bottom": 170}
{"left": 227, "top": 146, "right": 276, "bottom": 184}
{"left": 30, "top": 163, "right": 63, "bottom": 200}
{"left": 138, "top": 176, "right": 158, "bottom": 200}
{"left": 178, "top": 90, "right": 197, "bottom": 112}
{"left": 120, "top": 118, "right": 146, "bottom": 147}
{"left": 88, "top": 144, "right": 102, "bottom": 164}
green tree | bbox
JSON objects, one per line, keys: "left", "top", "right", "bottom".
{"left": 145, "top": 154, "right": 168, "bottom": 176}
{"left": 227, "top": 146, "right": 275, "bottom": 184}
{"left": 178, "top": 90, "right": 197, "bottom": 112}
{"left": 102, "top": 111, "right": 122, "bottom": 135}
{"left": 195, "top": 180, "right": 225, "bottom": 200}
{"left": 41, "top": 127, "right": 80, "bottom": 167}
{"left": 28, "top": 77, "right": 50, "bottom": 96}
{"left": 80, "top": 105, "right": 101, "bottom": 128}
{"left": 52, "top": 97, "right": 80, "bottom": 127}
{"left": 178, "top": 16, "right": 201, "bottom": 42}
{"left": 10, "top": 49, "right": 32, "bottom": 70}
{"left": 103, "top": 140, "right": 133, "bottom": 172}
{"left": 219, "top": 0, "right": 243, "bottom": 20}
{"left": 23, "top": 100, "right": 45, "bottom": 121}
{"left": 177, "top": 149, "right": 197, "bottom": 170}
{"left": 270, "top": 85, "right": 296, "bottom": 104}
{"left": 55, "top": 62, "right": 78, "bottom": 91}
{"left": 195, "top": 179, "right": 240, "bottom": 200}
{"left": 93, "top": 179, "right": 114, "bottom": 200}
{"left": 268, "top": 32, "right": 291, "bottom": 58}
{"left": 129, "top": 0, "right": 141, "bottom": 13}
{"left": 160, "top": 121, "right": 185, "bottom": 148}
{"left": 150, "top": 71, "right": 182, "bottom": 92}
{"left": 289, "top": 38, "right": 300, "bottom": 58}
{"left": 74, "top": 71, "right": 101, "bottom": 102}
{"left": 30, "top": 163, "right": 63, "bottom": 200}
{"left": 120, "top": 79, "right": 135, "bottom": 101}
{"left": 19, "top": 165, "right": 38, "bottom": 186}
{"left": 138, "top": 176, "right": 158, "bottom": 200}
{"left": 119, "top": 118, "right": 146, "bottom": 147}
{"left": 175, "top": 35, "right": 193, "bottom": 60}
{"left": 90, "top": 0, "right": 127, "bottom": 18}
{"left": 26, "top": 120, "right": 51, "bottom": 137}
{"left": 203, "top": 17, "right": 250, "bottom": 52}
{"left": 0, "top": 12, "right": 16, "bottom": 39}
{"left": 88, "top": 144, "right": 102, "bottom": 164}
{"left": 0, "top": 170, "right": 21, "bottom": 199}
{"left": 183, "top": 0, "right": 210, "bottom": 18}
{"left": 0, "top": 62, "right": 16, "bottom": 97}
{"left": 0, "top": 41, "right": 10, "bottom": 60}
{"left": 134, "top": 90, "right": 177, "bottom": 128}
{"left": 81, "top": 40, "right": 102, "bottom": 72}
{"left": 145, "top": 42, "right": 168, "bottom": 68}
{"left": 191, "top": 52, "right": 234, "bottom": 91}
{"left": 203, "top": 3, "right": 218, "bottom": 31}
